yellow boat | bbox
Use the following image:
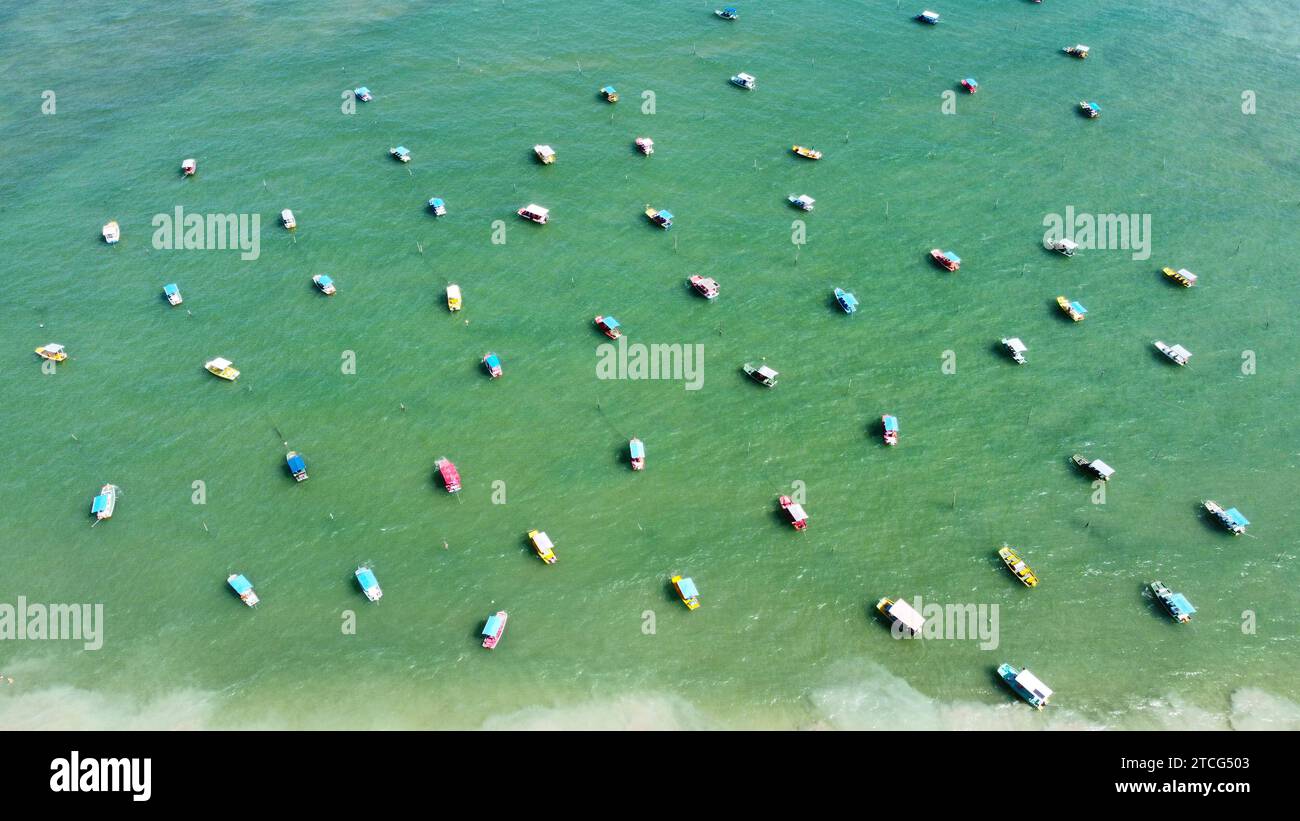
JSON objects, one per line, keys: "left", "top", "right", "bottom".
{"left": 1056, "top": 295, "right": 1087, "bottom": 321}
{"left": 792, "top": 144, "right": 823, "bottom": 160}
{"left": 1162, "top": 267, "right": 1198, "bottom": 287}
{"left": 672, "top": 575, "right": 700, "bottom": 610}
{"left": 528, "top": 529, "right": 557, "bottom": 564}
{"left": 998, "top": 546, "right": 1039, "bottom": 587}
{"left": 446, "top": 283, "right": 463, "bottom": 312}
{"left": 35, "top": 343, "right": 68, "bottom": 362}
{"left": 205, "top": 357, "right": 240, "bottom": 381}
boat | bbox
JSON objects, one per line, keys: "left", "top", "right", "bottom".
{"left": 35, "top": 343, "right": 68, "bottom": 362}
{"left": 1001, "top": 337, "right": 1028, "bottom": 364}
{"left": 1056, "top": 296, "right": 1087, "bottom": 321}
{"left": 792, "top": 145, "right": 822, "bottom": 160}
{"left": 481, "top": 611, "right": 508, "bottom": 648}
{"left": 286, "top": 451, "right": 308, "bottom": 482}
{"left": 1162, "top": 267, "right": 1198, "bottom": 287}
{"left": 930, "top": 249, "right": 961, "bottom": 271}
{"left": 312, "top": 274, "right": 337, "bottom": 295}
{"left": 882, "top": 415, "right": 899, "bottom": 446}
{"left": 779, "top": 495, "right": 809, "bottom": 530}
{"left": 998, "top": 545, "right": 1039, "bottom": 587}
{"left": 390, "top": 145, "right": 411, "bottom": 162}
{"left": 280, "top": 209, "right": 296, "bottom": 229}
{"left": 629, "top": 437, "right": 645, "bottom": 471}
{"left": 528, "top": 529, "right": 558, "bottom": 564}
{"left": 644, "top": 205, "right": 673, "bottom": 229}
{"left": 1204, "top": 501, "right": 1248, "bottom": 535}
{"left": 600, "top": 85, "right": 619, "bottom": 103}
{"left": 875, "top": 597, "right": 926, "bottom": 635}
{"left": 743, "top": 362, "right": 779, "bottom": 387}
{"left": 594, "top": 315, "right": 622, "bottom": 340}
{"left": 1150, "top": 581, "right": 1194, "bottom": 624}
{"left": 181, "top": 158, "right": 196, "bottom": 175}
{"left": 635, "top": 137, "right": 655, "bottom": 155}
{"left": 688, "top": 274, "right": 720, "bottom": 299}
{"left": 916, "top": 10, "right": 940, "bottom": 24}
{"left": 1050, "top": 238, "right": 1078, "bottom": 256}
{"left": 427, "top": 197, "right": 447, "bottom": 216}
{"left": 1079, "top": 101, "right": 1100, "bottom": 118}
{"left": 788, "top": 194, "right": 816, "bottom": 211}
{"left": 205, "top": 357, "right": 240, "bottom": 381}
{"left": 483, "top": 352, "right": 503, "bottom": 378}
{"left": 533, "top": 144, "right": 556, "bottom": 164}
{"left": 90, "top": 484, "right": 118, "bottom": 520}
{"left": 354, "top": 86, "right": 373, "bottom": 101}
{"left": 102, "top": 220, "right": 120, "bottom": 244}
{"left": 446, "top": 283, "right": 463, "bottom": 312}
{"left": 227, "top": 573, "right": 259, "bottom": 607}
{"left": 1063, "top": 44, "right": 1090, "bottom": 59}
{"left": 1071, "top": 454, "right": 1114, "bottom": 481}
{"left": 1154, "top": 341, "right": 1192, "bottom": 366}
{"left": 162, "top": 283, "right": 183, "bottom": 306}
{"left": 960, "top": 78, "right": 979, "bottom": 94}
{"left": 355, "top": 566, "right": 382, "bottom": 602}
{"left": 715, "top": 6, "right": 738, "bottom": 20}
{"left": 436, "top": 457, "right": 462, "bottom": 493}
{"left": 517, "top": 203, "right": 550, "bottom": 224}
{"left": 672, "top": 575, "right": 701, "bottom": 610}
{"left": 997, "top": 663, "right": 1053, "bottom": 710}
{"left": 834, "top": 288, "right": 858, "bottom": 314}
{"left": 730, "top": 72, "right": 757, "bottom": 90}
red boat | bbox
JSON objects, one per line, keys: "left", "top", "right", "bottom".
{"left": 779, "top": 495, "right": 809, "bottom": 531}
{"left": 436, "top": 457, "right": 461, "bottom": 493}
{"left": 929, "top": 249, "right": 961, "bottom": 272}
{"left": 594, "top": 315, "right": 622, "bottom": 340}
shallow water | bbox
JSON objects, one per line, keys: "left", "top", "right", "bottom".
{"left": 1, "top": 0, "right": 1297, "bottom": 729}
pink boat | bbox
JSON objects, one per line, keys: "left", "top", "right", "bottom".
{"left": 481, "top": 611, "right": 507, "bottom": 649}
{"left": 436, "top": 457, "right": 461, "bottom": 493}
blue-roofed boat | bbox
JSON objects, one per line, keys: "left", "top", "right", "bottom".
{"left": 286, "top": 451, "right": 308, "bottom": 482}
{"left": 390, "top": 145, "right": 411, "bottom": 162}
{"left": 1204, "top": 500, "right": 1248, "bottom": 534}
{"left": 227, "top": 573, "right": 259, "bottom": 607}
{"left": 672, "top": 575, "right": 701, "bottom": 610}
{"left": 998, "top": 663, "right": 1053, "bottom": 710}
{"left": 600, "top": 85, "right": 619, "bottom": 103}
{"left": 629, "top": 437, "right": 645, "bottom": 471}
{"left": 834, "top": 288, "right": 858, "bottom": 314}
{"left": 355, "top": 566, "right": 382, "bottom": 602}
{"left": 882, "top": 414, "right": 899, "bottom": 446}
{"left": 715, "top": 6, "right": 738, "bottom": 20}
{"left": 428, "top": 197, "right": 447, "bottom": 216}
{"left": 916, "top": 10, "right": 940, "bottom": 24}
{"left": 163, "top": 283, "right": 183, "bottom": 306}
{"left": 90, "top": 484, "right": 118, "bottom": 520}
{"left": 961, "top": 78, "right": 978, "bottom": 94}
{"left": 354, "top": 86, "right": 373, "bottom": 102}
{"left": 1056, "top": 296, "right": 1086, "bottom": 321}
{"left": 1150, "top": 581, "right": 1194, "bottom": 624}
{"left": 930, "top": 249, "right": 961, "bottom": 271}
{"left": 1079, "top": 101, "right": 1100, "bottom": 118}
{"left": 483, "top": 352, "right": 502, "bottom": 378}
{"left": 313, "top": 274, "right": 336, "bottom": 295}
{"left": 482, "top": 610, "right": 508, "bottom": 649}
{"left": 595, "top": 315, "right": 622, "bottom": 339}
{"left": 645, "top": 206, "right": 673, "bottom": 229}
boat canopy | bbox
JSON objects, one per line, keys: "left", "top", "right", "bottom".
{"left": 1015, "top": 670, "right": 1053, "bottom": 699}
{"left": 678, "top": 577, "right": 700, "bottom": 599}
{"left": 535, "top": 144, "right": 555, "bottom": 155}
{"left": 887, "top": 599, "right": 926, "bottom": 632}
{"left": 317, "top": 275, "right": 334, "bottom": 287}
{"left": 1085, "top": 102, "right": 1100, "bottom": 111}
{"left": 1169, "top": 593, "right": 1196, "bottom": 616}
{"left": 1224, "top": 508, "right": 1249, "bottom": 527}
{"left": 722, "top": 6, "right": 737, "bottom": 14}
{"left": 287, "top": 453, "right": 306, "bottom": 473}
{"left": 963, "top": 78, "right": 978, "bottom": 87}
{"left": 1090, "top": 459, "right": 1115, "bottom": 479}
{"left": 630, "top": 440, "right": 645, "bottom": 459}
{"left": 944, "top": 252, "right": 961, "bottom": 264}
{"left": 1069, "top": 301, "right": 1088, "bottom": 315}
{"left": 786, "top": 503, "right": 808, "bottom": 521}
{"left": 1176, "top": 268, "right": 1197, "bottom": 284}
{"left": 837, "top": 290, "right": 859, "bottom": 310}
{"left": 522, "top": 204, "right": 549, "bottom": 217}
{"left": 601, "top": 85, "right": 616, "bottom": 94}
{"left": 756, "top": 365, "right": 778, "bottom": 379}
{"left": 208, "top": 357, "right": 232, "bottom": 369}
{"left": 603, "top": 316, "right": 621, "bottom": 330}
{"left": 1168, "top": 344, "right": 1192, "bottom": 360}
{"left": 1005, "top": 338, "right": 1027, "bottom": 353}
{"left": 164, "top": 283, "right": 179, "bottom": 295}
{"left": 485, "top": 353, "right": 501, "bottom": 367}
{"left": 883, "top": 415, "right": 899, "bottom": 432}
{"left": 656, "top": 210, "right": 674, "bottom": 221}
{"left": 429, "top": 197, "right": 445, "bottom": 207}
{"left": 355, "top": 86, "right": 371, "bottom": 96}
{"left": 482, "top": 613, "right": 504, "bottom": 636}
{"left": 229, "top": 574, "right": 253, "bottom": 594}
{"left": 533, "top": 531, "right": 555, "bottom": 550}
{"left": 356, "top": 568, "right": 378, "bottom": 590}
{"left": 91, "top": 494, "right": 110, "bottom": 515}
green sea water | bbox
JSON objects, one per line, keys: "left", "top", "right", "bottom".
{"left": 1, "top": 0, "right": 1297, "bottom": 729}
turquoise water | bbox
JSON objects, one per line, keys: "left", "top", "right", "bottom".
{"left": 1, "top": 0, "right": 1297, "bottom": 729}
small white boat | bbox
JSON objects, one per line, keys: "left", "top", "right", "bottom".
{"left": 533, "top": 144, "right": 556, "bottom": 164}
{"left": 1001, "top": 337, "right": 1027, "bottom": 365}
{"left": 102, "top": 221, "right": 120, "bottom": 244}
{"left": 1154, "top": 341, "right": 1192, "bottom": 366}
{"left": 446, "top": 283, "right": 463, "bottom": 312}
{"left": 730, "top": 72, "right": 757, "bottom": 90}
{"left": 1051, "top": 238, "right": 1078, "bottom": 256}
{"left": 181, "top": 158, "right": 197, "bottom": 176}
{"left": 635, "top": 137, "right": 655, "bottom": 155}
{"left": 517, "top": 203, "right": 550, "bottom": 224}
{"left": 788, "top": 194, "right": 816, "bottom": 212}
{"left": 280, "top": 209, "right": 296, "bottom": 229}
